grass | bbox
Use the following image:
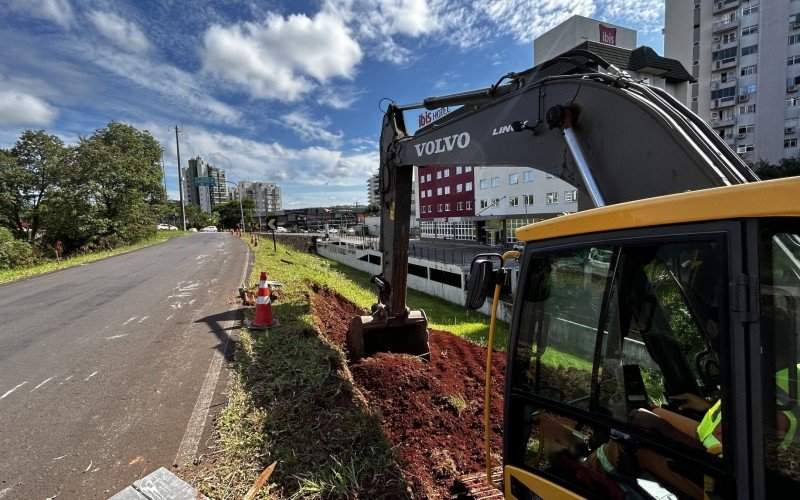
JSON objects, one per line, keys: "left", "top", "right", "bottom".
{"left": 0, "top": 230, "right": 187, "bottom": 284}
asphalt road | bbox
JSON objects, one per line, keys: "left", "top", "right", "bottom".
{"left": 0, "top": 233, "right": 250, "bottom": 499}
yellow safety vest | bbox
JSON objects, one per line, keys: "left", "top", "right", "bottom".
{"left": 696, "top": 400, "right": 724, "bottom": 455}
{"left": 775, "top": 366, "right": 800, "bottom": 451}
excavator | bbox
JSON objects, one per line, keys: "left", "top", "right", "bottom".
{"left": 346, "top": 50, "right": 800, "bottom": 499}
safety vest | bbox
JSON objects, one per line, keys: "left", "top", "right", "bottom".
{"left": 696, "top": 400, "right": 724, "bottom": 455}
{"left": 775, "top": 366, "right": 800, "bottom": 451}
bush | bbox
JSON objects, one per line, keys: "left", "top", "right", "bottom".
{"left": 0, "top": 228, "right": 36, "bottom": 269}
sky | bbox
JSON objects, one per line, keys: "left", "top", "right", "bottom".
{"left": 0, "top": 0, "right": 666, "bottom": 209}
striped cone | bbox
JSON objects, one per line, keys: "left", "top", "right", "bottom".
{"left": 249, "top": 271, "right": 279, "bottom": 330}
{"left": 254, "top": 234, "right": 259, "bottom": 247}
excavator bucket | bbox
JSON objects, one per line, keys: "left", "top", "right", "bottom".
{"left": 346, "top": 309, "right": 430, "bottom": 361}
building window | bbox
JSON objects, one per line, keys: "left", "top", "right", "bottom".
{"left": 466, "top": 201, "right": 472, "bottom": 210}
{"left": 791, "top": 34, "right": 800, "bottom": 45}
{"left": 456, "top": 166, "right": 463, "bottom": 174}
{"left": 524, "top": 194, "right": 534, "bottom": 205}
{"left": 692, "top": 97, "right": 699, "bottom": 103}
{"left": 444, "top": 186, "right": 450, "bottom": 194}
{"left": 426, "top": 189, "right": 431, "bottom": 197}
{"left": 457, "top": 201, "right": 464, "bottom": 210}
{"left": 693, "top": 41, "right": 700, "bottom": 47}
{"left": 465, "top": 166, "right": 472, "bottom": 172}
{"left": 436, "top": 171, "right": 442, "bottom": 179}
{"left": 509, "top": 173, "right": 519, "bottom": 184}
{"left": 565, "top": 190, "right": 578, "bottom": 203}
{"left": 693, "top": 60, "right": 699, "bottom": 66}
{"left": 736, "top": 144, "right": 755, "bottom": 153}
{"left": 444, "top": 169, "right": 450, "bottom": 177}
{"left": 741, "top": 25, "right": 758, "bottom": 37}
{"left": 711, "top": 86, "right": 736, "bottom": 100}
{"left": 787, "top": 97, "right": 800, "bottom": 107}
{"left": 738, "top": 104, "right": 756, "bottom": 114}
{"left": 492, "top": 198, "right": 500, "bottom": 207}
{"left": 444, "top": 203, "right": 451, "bottom": 211}
{"left": 713, "top": 47, "right": 737, "bottom": 62}
{"left": 790, "top": 55, "right": 800, "bottom": 66}
{"left": 785, "top": 139, "right": 798, "bottom": 148}
{"left": 741, "top": 44, "right": 758, "bottom": 56}
{"left": 523, "top": 170, "right": 534, "bottom": 182}
{"left": 456, "top": 183, "right": 463, "bottom": 193}
{"left": 738, "top": 124, "right": 755, "bottom": 134}
{"left": 421, "top": 206, "right": 426, "bottom": 213}
{"left": 427, "top": 205, "right": 431, "bottom": 212}
{"left": 491, "top": 177, "right": 500, "bottom": 187}
{"left": 421, "top": 191, "right": 426, "bottom": 199}
{"left": 466, "top": 181, "right": 473, "bottom": 191}
{"left": 742, "top": 5, "right": 758, "bottom": 15}
{"left": 509, "top": 196, "right": 519, "bottom": 207}
{"left": 480, "top": 199, "right": 488, "bottom": 209}
{"left": 546, "top": 192, "right": 558, "bottom": 204}
{"left": 740, "top": 65, "right": 757, "bottom": 76}
{"left": 427, "top": 174, "right": 432, "bottom": 182}
{"left": 437, "top": 203, "right": 443, "bottom": 211}
{"left": 740, "top": 84, "right": 757, "bottom": 95}
{"left": 479, "top": 179, "right": 488, "bottom": 189}
{"left": 419, "top": 175, "right": 425, "bottom": 184}
{"left": 437, "top": 187, "right": 442, "bottom": 195}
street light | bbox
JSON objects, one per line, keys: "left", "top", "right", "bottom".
{"left": 227, "top": 180, "right": 246, "bottom": 233}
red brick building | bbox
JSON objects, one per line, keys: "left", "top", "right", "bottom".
{"left": 417, "top": 165, "right": 476, "bottom": 239}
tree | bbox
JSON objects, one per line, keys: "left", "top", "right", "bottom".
{"left": 0, "top": 130, "right": 67, "bottom": 241}
{"left": 212, "top": 196, "right": 254, "bottom": 229}
{"left": 752, "top": 157, "right": 800, "bottom": 180}
{"left": 72, "top": 122, "right": 167, "bottom": 245}
{"left": 184, "top": 203, "right": 217, "bottom": 229}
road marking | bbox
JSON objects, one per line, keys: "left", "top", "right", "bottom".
{"left": 138, "top": 316, "right": 149, "bottom": 323}
{"left": 32, "top": 377, "right": 54, "bottom": 390}
{"left": 175, "top": 245, "right": 249, "bottom": 466}
{"left": 106, "top": 334, "right": 128, "bottom": 340}
{"left": 167, "top": 315, "right": 173, "bottom": 321}
{"left": 123, "top": 317, "right": 137, "bottom": 326}
{"left": 0, "top": 487, "right": 13, "bottom": 498}
{"left": 64, "top": 375, "right": 73, "bottom": 381}
{"left": 196, "top": 254, "right": 208, "bottom": 260}
{"left": 85, "top": 371, "right": 98, "bottom": 381}
{"left": 1, "top": 381, "right": 27, "bottom": 399}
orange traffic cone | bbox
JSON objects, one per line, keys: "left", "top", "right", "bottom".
{"left": 249, "top": 271, "right": 279, "bottom": 330}
{"left": 250, "top": 233, "right": 255, "bottom": 245}
{"left": 254, "top": 234, "right": 259, "bottom": 247}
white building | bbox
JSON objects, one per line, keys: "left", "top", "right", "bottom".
{"left": 238, "top": 181, "right": 282, "bottom": 228}
{"left": 665, "top": 0, "right": 800, "bottom": 164}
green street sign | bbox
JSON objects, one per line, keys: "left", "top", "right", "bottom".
{"left": 194, "top": 176, "right": 216, "bottom": 186}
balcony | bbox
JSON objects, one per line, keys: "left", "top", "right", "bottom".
{"left": 710, "top": 96, "right": 736, "bottom": 109}
{"left": 712, "top": 40, "right": 739, "bottom": 51}
{"left": 712, "top": 78, "right": 737, "bottom": 89}
{"left": 712, "top": 58, "right": 737, "bottom": 71}
{"left": 713, "top": 0, "right": 740, "bottom": 13}
{"left": 710, "top": 116, "right": 737, "bottom": 128}
{"left": 712, "top": 17, "right": 739, "bottom": 33}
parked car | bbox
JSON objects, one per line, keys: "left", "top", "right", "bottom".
{"left": 157, "top": 223, "right": 170, "bottom": 230}
{"left": 188, "top": 228, "right": 198, "bottom": 232}
{"left": 275, "top": 226, "right": 289, "bottom": 233}
{"left": 199, "top": 226, "right": 218, "bottom": 232}
{"left": 345, "top": 228, "right": 356, "bottom": 235}
{"left": 169, "top": 225, "right": 178, "bottom": 230}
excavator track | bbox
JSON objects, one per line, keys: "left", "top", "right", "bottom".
{"left": 451, "top": 468, "right": 504, "bottom": 499}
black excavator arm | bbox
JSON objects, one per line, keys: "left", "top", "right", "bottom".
{"left": 346, "top": 52, "right": 757, "bottom": 361}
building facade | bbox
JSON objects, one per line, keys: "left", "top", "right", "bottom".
{"left": 666, "top": 0, "right": 800, "bottom": 164}
{"left": 208, "top": 166, "right": 228, "bottom": 205}
{"left": 367, "top": 174, "right": 379, "bottom": 207}
{"left": 238, "top": 181, "right": 282, "bottom": 228}
{"left": 418, "top": 165, "right": 476, "bottom": 240}
{"left": 184, "top": 157, "right": 212, "bottom": 214}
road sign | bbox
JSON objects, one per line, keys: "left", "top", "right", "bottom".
{"left": 193, "top": 176, "right": 216, "bottom": 186}
{"left": 266, "top": 218, "right": 277, "bottom": 231}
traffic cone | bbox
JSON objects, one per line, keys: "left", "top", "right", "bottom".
{"left": 249, "top": 271, "right": 279, "bottom": 330}
{"left": 250, "top": 233, "right": 255, "bottom": 245}
{"left": 254, "top": 234, "right": 259, "bottom": 247}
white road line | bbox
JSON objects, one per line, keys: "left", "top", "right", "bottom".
{"left": 64, "top": 375, "right": 73, "bottom": 381}
{"left": 32, "top": 377, "right": 54, "bottom": 390}
{"left": 106, "top": 334, "right": 128, "bottom": 340}
{"left": 166, "top": 315, "right": 173, "bottom": 321}
{"left": 0, "top": 487, "right": 13, "bottom": 498}
{"left": 174, "top": 245, "right": 249, "bottom": 466}
{"left": 1, "top": 381, "right": 27, "bottom": 399}
{"left": 123, "top": 317, "right": 137, "bottom": 326}
{"left": 137, "top": 316, "right": 149, "bottom": 323}
{"left": 85, "top": 371, "right": 98, "bottom": 381}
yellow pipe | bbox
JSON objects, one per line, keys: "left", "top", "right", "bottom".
{"left": 485, "top": 250, "right": 519, "bottom": 490}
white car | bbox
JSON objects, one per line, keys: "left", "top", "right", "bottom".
{"left": 275, "top": 226, "right": 289, "bottom": 233}
{"left": 157, "top": 223, "right": 170, "bottom": 230}
{"left": 199, "top": 226, "right": 218, "bottom": 232}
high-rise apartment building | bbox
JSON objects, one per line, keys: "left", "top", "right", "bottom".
{"left": 666, "top": 0, "right": 799, "bottom": 163}
{"left": 238, "top": 181, "right": 282, "bottom": 228}
{"left": 208, "top": 166, "right": 228, "bottom": 205}
{"left": 185, "top": 157, "right": 212, "bottom": 214}
{"left": 367, "top": 174, "right": 380, "bottom": 207}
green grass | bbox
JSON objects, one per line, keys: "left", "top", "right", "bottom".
{"left": 0, "top": 230, "right": 187, "bottom": 284}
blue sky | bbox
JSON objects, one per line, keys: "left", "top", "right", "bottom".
{"left": 0, "top": 0, "right": 666, "bottom": 208}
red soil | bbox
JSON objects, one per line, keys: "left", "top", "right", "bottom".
{"left": 311, "top": 286, "right": 505, "bottom": 499}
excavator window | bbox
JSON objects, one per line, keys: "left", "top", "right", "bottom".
{"left": 759, "top": 221, "right": 800, "bottom": 492}
{"left": 508, "top": 233, "right": 732, "bottom": 499}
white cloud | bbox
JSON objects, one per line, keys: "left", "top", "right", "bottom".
{"left": 474, "top": 0, "right": 596, "bottom": 45}
{"left": 316, "top": 85, "right": 366, "bottom": 109}
{"left": 0, "top": 90, "right": 58, "bottom": 126}
{"left": 600, "top": 0, "right": 663, "bottom": 34}
{"left": 88, "top": 11, "right": 151, "bottom": 54}
{"left": 152, "top": 125, "right": 378, "bottom": 188}
{"left": 201, "top": 11, "right": 363, "bottom": 102}
{"left": 274, "top": 110, "right": 344, "bottom": 147}
{"left": 10, "top": 0, "right": 74, "bottom": 28}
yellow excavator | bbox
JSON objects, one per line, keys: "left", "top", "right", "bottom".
{"left": 347, "top": 50, "right": 800, "bottom": 499}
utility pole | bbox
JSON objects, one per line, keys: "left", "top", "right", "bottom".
{"left": 161, "top": 149, "right": 167, "bottom": 195}
{"left": 170, "top": 125, "right": 187, "bottom": 231}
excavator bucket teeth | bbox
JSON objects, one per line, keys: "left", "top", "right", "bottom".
{"left": 346, "top": 309, "right": 430, "bottom": 361}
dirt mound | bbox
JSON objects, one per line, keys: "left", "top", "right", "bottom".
{"left": 312, "top": 286, "right": 505, "bottom": 499}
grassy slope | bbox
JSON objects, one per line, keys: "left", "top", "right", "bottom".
{"left": 197, "top": 240, "right": 594, "bottom": 498}
{"left": 0, "top": 230, "right": 187, "bottom": 284}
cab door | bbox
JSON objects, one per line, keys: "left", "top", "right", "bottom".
{"left": 503, "top": 222, "right": 747, "bottom": 499}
